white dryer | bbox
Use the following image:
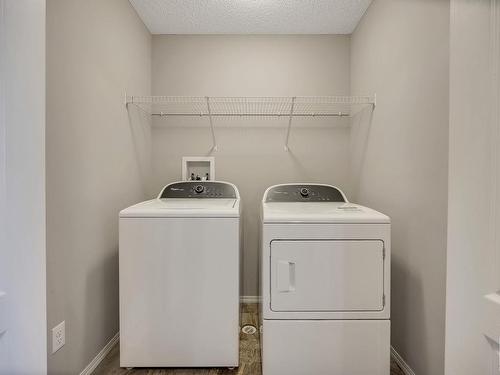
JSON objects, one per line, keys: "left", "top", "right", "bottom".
{"left": 260, "top": 184, "right": 390, "bottom": 375}
{"left": 119, "top": 181, "right": 240, "bottom": 368}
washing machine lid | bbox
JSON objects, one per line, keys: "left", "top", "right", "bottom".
{"left": 262, "top": 184, "right": 389, "bottom": 224}
{"left": 120, "top": 181, "right": 240, "bottom": 218}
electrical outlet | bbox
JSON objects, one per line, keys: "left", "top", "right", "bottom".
{"left": 52, "top": 321, "right": 65, "bottom": 354}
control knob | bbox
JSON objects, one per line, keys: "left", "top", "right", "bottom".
{"left": 300, "top": 187, "right": 310, "bottom": 197}
{"left": 194, "top": 185, "right": 205, "bottom": 194}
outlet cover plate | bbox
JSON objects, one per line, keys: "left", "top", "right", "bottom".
{"left": 52, "top": 321, "right": 65, "bottom": 354}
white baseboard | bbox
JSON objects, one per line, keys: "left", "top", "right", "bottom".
{"left": 391, "top": 346, "right": 416, "bottom": 375}
{"left": 240, "top": 295, "right": 260, "bottom": 304}
{"left": 80, "top": 332, "right": 119, "bottom": 375}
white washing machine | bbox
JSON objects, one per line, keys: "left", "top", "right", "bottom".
{"left": 260, "top": 184, "right": 391, "bottom": 375}
{"left": 119, "top": 181, "right": 240, "bottom": 368}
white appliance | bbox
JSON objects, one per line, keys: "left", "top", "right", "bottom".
{"left": 119, "top": 181, "right": 241, "bottom": 368}
{"left": 260, "top": 184, "right": 390, "bottom": 375}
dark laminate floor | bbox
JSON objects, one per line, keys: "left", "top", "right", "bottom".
{"left": 93, "top": 304, "right": 404, "bottom": 375}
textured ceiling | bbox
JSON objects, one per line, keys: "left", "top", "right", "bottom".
{"left": 129, "top": 0, "right": 372, "bottom": 34}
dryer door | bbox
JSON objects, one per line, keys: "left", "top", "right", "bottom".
{"left": 270, "top": 240, "right": 385, "bottom": 312}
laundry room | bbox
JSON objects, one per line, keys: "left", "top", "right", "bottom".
{"left": 1, "top": 1, "right": 499, "bottom": 375}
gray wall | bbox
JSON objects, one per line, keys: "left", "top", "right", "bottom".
{"left": 350, "top": 1, "right": 449, "bottom": 374}
{"left": 0, "top": 1, "right": 47, "bottom": 373}
{"left": 445, "top": 1, "right": 500, "bottom": 373}
{"left": 46, "top": 1, "right": 151, "bottom": 373}
{"left": 151, "top": 35, "right": 352, "bottom": 297}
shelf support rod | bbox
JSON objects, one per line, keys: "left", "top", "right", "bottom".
{"left": 206, "top": 96, "right": 218, "bottom": 152}
{"left": 284, "top": 97, "right": 296, "bottom": 152}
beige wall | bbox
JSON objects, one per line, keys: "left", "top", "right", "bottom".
{"left": 0, "top": 1, "right": 47, "bottom": 373}
{"left": 151, "top": 35, "right": 351, "bottom": 296}
{"left": 445, "top": 1, "right": 500, "bottom": 373}
{"left": 351, "top": 1, "right": 449, "bottom": 374}
{"left": 46, "top": 1, "right": 151, "bottom": 373}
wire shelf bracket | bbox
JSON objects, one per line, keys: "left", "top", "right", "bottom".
{"left": 205, "top": 96, "right": 218, "bottom": 152}
{"left": 284, "top": 97, "right": 296, "bottom": 152}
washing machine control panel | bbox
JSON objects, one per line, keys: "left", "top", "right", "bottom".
{"left": 160, "top": 182, "right": 237, "bottom": 198}
{"left": 265, "top": 184, "right": 346, "bottom": 202}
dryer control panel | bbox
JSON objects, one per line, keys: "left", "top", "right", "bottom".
{"left": 159, "top": 182, "right": 237, "bottom": 199}
{"left": 265, "top": 184, "right": 346, "bottom": 202}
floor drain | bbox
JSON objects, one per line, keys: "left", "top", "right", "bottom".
{"left": 241, "top": 325, "right": 257, "bottom": 335}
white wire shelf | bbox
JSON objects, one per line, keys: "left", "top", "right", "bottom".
{"left": 125, "top": 95, "right": 376, "bottom": 151}
{"left": 126, "top": 95, "right": 375, "bottom": 117}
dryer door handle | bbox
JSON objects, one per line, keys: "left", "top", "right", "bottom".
{"left": 276, "top": 260, "right": 296, "bottom": 292}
